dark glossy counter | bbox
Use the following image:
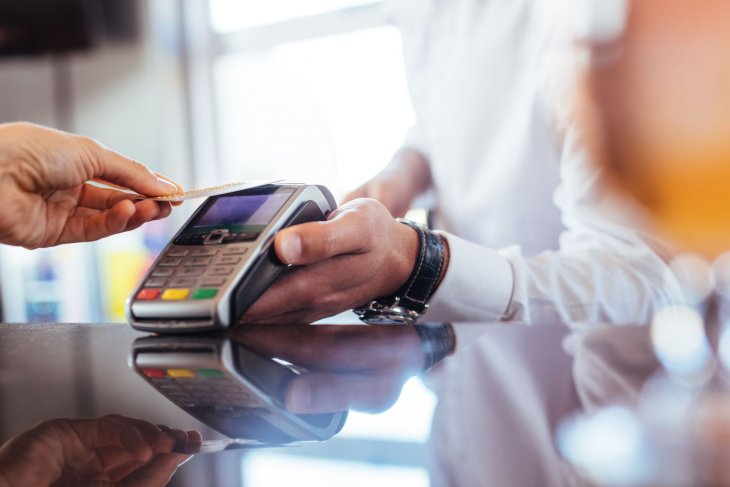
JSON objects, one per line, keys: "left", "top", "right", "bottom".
{"left": 0, "top": 322, "right": 452, "bottom": 486}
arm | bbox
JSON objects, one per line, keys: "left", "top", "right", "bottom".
{"left": 243, "top": 128, "right": 678, "bottom": 328}
{"left": 344, "top": 147, "right": 433, "bottom": 218}
{"left": 426, "top": 127, "right": 681, "bottom": 326}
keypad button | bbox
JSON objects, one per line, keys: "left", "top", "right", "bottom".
{"left": 198, "top": 369, "right": 225, "bottom": 378}
{"left": 142, "top": 368, "right": 166, "bottom": 379}
{"left": 151, "top": 268, "right": 174, "bottom": 277}
{"left": 193, "top": 288, "right": 219, "bottom": 300}
{"left": 222, "top": 235, "right": 238, "bottom": 243}
{"left": 162, "top": 288, "right": 190, "bottom": 301}
{"left": 159, "top": 258, "right": 182, "bottom": 267}
{"left": 136, "top": 289, "right": 160, "bottom": 301}
{"left": 170, "top": 278, "right": 197, "bottom": 288}
{"left": 167, "top": 368, "right": 196, "bottom": 378}
{"left": 201, "top": 278, "right": 226, "bottom": 287}
{"left": 235, "top": 232, "right": 259, "bottom": 242}
{"left": 144, "top": 278, "right": 167, "bottom": 288}
{"left": 176, "top": 267, "right": 204, "bottom": 277}
{"left": 222, "top": 245, "right": 249, "bottom": 256}
{"left": 185, "top": 257, "right": 213, "bottom": 267}
{"left": 218, "top": 256, "right": 241, "bottom": 265}
{"left": 167, "top": 248, "right": 189, "bottom": 257}
{"left": 192, "top": 248, "right": 218, "bottom": 257}
{"left": 210, "top": 266, "right": 234, "bottom": 276}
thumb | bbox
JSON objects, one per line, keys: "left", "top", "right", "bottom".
{"left": 80, "top": 137, "right": 179, "bottom": 197}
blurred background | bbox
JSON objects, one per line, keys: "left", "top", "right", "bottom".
{"left": 0, "top": 1, "right": 431, "bottom": 485}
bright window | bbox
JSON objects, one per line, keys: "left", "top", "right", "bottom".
{"left": 211, "top": 0, "right": 380, "bottom": 32}
{"left": 213, "top": 26, "right": 414, "bottom": 201}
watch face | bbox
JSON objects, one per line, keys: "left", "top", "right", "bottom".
{"left": 354, "top": 307, "right": 420, "bottom": 325}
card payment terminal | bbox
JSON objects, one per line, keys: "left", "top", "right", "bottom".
{"left": 127, "top": 184, "right": 337, "bottom": 333}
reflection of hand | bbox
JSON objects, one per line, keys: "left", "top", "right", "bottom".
{"left": 242, "top": 199, "right": 424, "bottom": 324}
{"left": 0, "top": 123, "right": 183, "bottom": 249}
{"left": 0, "top": 414, "right": 201, "bottom": 487}
{"left": 230, "top": 324, "right": 453, "bottom": 414}
{"left": 343, "top": 148, "right": 431, "bottom": 218}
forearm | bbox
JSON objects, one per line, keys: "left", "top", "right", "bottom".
{"left": 384, "top": 147, "right": 433, "bottom": 198}
{"left": 425, "top": 232, "right": 678, "bottom": 326}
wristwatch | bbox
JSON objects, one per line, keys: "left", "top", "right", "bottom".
{"left": 353, "top": 219, "right": 445, "bottom": 325}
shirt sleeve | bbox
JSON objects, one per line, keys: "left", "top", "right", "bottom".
{"left": 425, "top": 126, "right": 683, "bottom": 326}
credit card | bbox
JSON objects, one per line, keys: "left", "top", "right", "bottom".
{"left": 174, "top": 438, "right": 291, "bottom": 454}
{"left": 136, "top": 180, "right": 282, "bottom": 202}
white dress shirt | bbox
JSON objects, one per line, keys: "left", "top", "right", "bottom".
{"left": 386, "top": 0, "right": 680, "bottom": 485}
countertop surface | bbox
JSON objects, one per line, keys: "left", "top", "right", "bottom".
{"left": 0, "top": 322, "right": 447, "bottom": 486}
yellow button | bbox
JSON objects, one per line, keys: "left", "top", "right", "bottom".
{"left": 167, "top": 368, "right": 195, "bottom": 378}
{"left": 162, "top": 288, "right": 190, "bottom": 301}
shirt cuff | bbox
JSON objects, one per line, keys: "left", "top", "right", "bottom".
{"left": 425, "top": 232, "right": 514, "bottom": 323}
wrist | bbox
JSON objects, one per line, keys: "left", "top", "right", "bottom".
{"left": 393, "top": 219, "right": 421, "bottom": 295}
{"left": 354, "top": 219, "right": 445, "bottom": 325}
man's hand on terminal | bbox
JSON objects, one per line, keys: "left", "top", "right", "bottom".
{"left": 343, "top": 148, "right": 432, "bottom": 218}
{"left": 242, "top": 198, "right": 422, "bottom": 324}
{"left": 0, "top": 122, "right": 183, "bottom": 249}
{"left": 229, "top": 324, "right": 427, "bottom": 414}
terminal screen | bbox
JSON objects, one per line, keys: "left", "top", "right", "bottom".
{"left": 189, "top": 188, "right": 294, "bottom": 234}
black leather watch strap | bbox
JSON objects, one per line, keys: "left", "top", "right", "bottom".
{"left": 396, "top": 219, "right": 445, "bottom": 313}
{"left": 413, "top": 323, "right": 456, "bottom": 370}
{"left": 353, "top": 219, "right": 445, "bottom": 325}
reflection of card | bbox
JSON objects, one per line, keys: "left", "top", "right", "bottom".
{"left": 174, "top": 438, "right": 291, "bottom": 454}
{"left": 138, "top": 180, "right": 281, "bottom": 202}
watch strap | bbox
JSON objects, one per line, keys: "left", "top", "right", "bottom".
{"left": 396, "top": 219, "right": 445, "bottom": 313}
{"left": 413, "top": 323, "right": 456, "bottom": 370}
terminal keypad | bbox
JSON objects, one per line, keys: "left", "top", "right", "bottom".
{"left": 138, "top": 245, "right": 250, "bottom": 302}
{"left": 144, "top": 369, "right": 260, "bottom": 408}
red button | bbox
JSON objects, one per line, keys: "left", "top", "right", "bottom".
{"left": 136, "top": 289, "right": 161, "bottom": 301}
{"left": 142, "top": 368, "right": 166, "bottom": 378}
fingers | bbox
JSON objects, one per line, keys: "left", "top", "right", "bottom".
{"left": 92, "top": 418, "right": 194, "bottom": 484}
{"left": 103, "top": 415, "right": 177, "bottom": 453}
{"left": 285, "top": 373, "right": 405, "bottom": 414}
{"left": 117, "top": 428, "right": 199, "bottom": 487}
{"left": 118, "top": 451, "right": 192, "bottom": 487}
{"left": 80, "top": 137, "right": 180, "bottom": 198}
{"left": 55, "top": 417, "right": 153, "bottom": 463}
{"left": 242, "top": 255, "right": 374, "bottom": 323}
{"left": 274, "top": 200, "right": 384, "bottom": 265}
{"left": 79, "top": 183, "right": 141, "bottom": 210}
{"left": 58, "top": 199, "right": 173, "bottom": 244}
{"left": 153, "top": 173, "right": 185, "bottom": 207}
{"left": 158, "top": 426, "right": 201, "bottom": 453}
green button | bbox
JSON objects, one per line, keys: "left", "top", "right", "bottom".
{"left": 193, "top": 288, "right": 218, "bottom": 300}
{"left": 197, "top": 369, "right": 224, "bottom": 378}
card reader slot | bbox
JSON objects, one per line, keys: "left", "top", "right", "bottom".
{"left": 231, "top": 200, "right": 327, "bottom": 323}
